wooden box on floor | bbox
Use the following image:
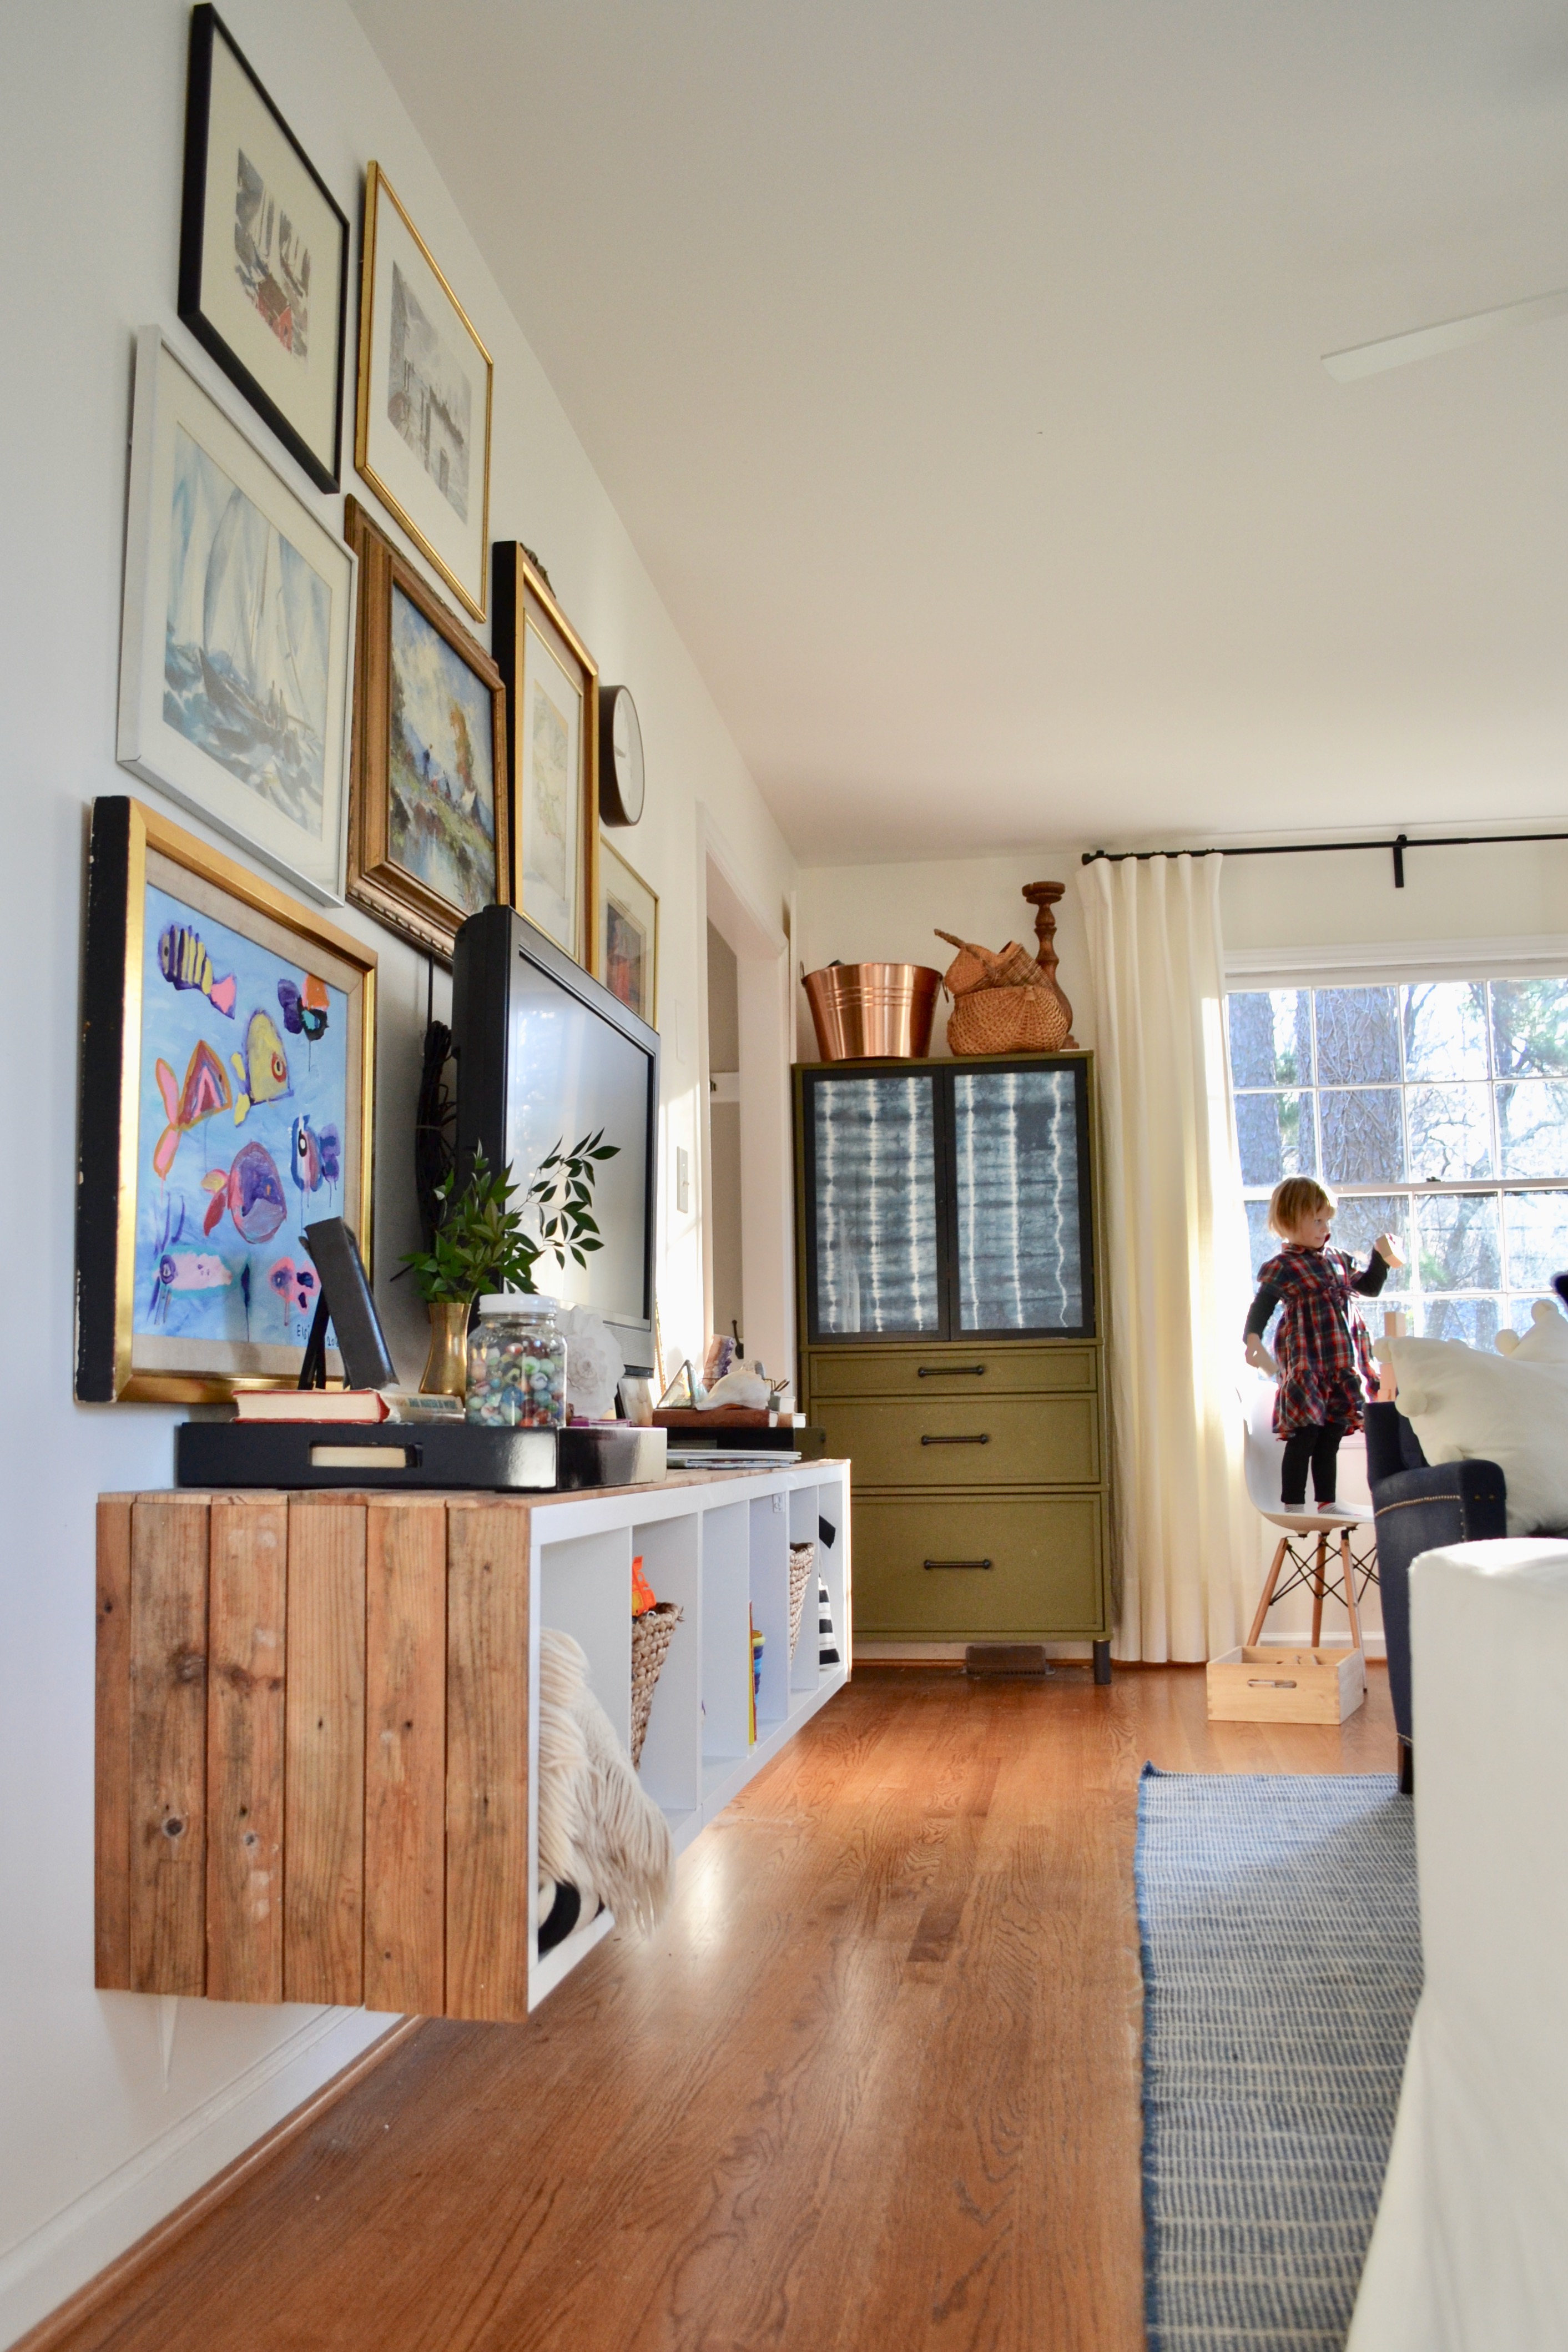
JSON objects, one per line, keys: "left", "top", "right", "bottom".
{"left": 1206, "top": 1644, "right": 1367, "bottom": 1724}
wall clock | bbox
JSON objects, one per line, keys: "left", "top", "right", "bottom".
{"left": 598, "top": 683, "right": 645, "bottom": 826}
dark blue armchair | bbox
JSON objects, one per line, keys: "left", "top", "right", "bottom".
{"left": 1364, "top": 1399, "right": 1508, "bottom": 1794}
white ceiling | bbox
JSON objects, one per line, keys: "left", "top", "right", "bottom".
{"left": 351, "top": 0, "right": 1568, "bottom": 863}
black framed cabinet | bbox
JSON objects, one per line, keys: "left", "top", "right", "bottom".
{"left": 794, "top": 1053, "right": 1111, "bottom": 1676}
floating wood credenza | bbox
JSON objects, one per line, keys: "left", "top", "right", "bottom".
{"left": 96, "top": 1492, "right": 532, "bottom": 2022}
{"left": 95, "top": 1469, "right": 854, "bottom": 2026}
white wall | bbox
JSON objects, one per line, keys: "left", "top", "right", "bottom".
{"left": 0, "top": 3, "right": 794, "bottom": 2336}
{"left": 1220, "top": 834, "right": 1568, "bottom": 960}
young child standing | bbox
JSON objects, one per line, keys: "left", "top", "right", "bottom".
{"left": 1243, "top": 1176, "right": 1403, "bottom": 1509}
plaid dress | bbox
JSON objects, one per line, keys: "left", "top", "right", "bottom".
{"left": 1256, "top": 1245, "right": 1377, "bottom": 1437}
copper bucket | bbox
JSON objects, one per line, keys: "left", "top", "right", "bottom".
{"left": 803, "top": 962, "right": 942, "bottom": 1060}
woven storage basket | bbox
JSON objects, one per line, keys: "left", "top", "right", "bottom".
{"left": 630, "top": 1601, "right": 682, "bottom": 1767}
{"left": 788, "top": 1542, "right": 816, "bottom": 1659}
{"left": 935, "top": 930, "right": 1074, "bottom": 1056}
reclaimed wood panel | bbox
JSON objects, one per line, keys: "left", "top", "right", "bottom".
{"left": 445, "top": 1502, "right": 531, "bottom": 2022}
{"left": 363, "top": 1500, "right": 448, "bottom": 2015}
{"left": 94, "top": 1496, "right": 135, "bottom": 1991}
{"left": 128, "top": 1495, "right": 210, "bottom": 1997}
{"left": 205, "top": 1497, "right": 288, "bottom": 2004}
{"left": 284, "top": 1500, "right": 366, "bottom": 2007}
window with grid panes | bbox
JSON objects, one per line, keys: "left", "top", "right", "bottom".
{"left": 1227, "top": 978, "right": 1568, "bottom": 1347}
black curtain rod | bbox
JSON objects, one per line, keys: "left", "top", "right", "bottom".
{"left": 1081, "top": 828, "right": 1568, "bottom": 889}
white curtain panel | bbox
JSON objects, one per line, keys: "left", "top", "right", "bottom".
{"left": 1077, "top": 853, "right": 1254, "bottom": 1660}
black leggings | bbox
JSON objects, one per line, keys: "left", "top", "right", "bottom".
{"left": 1280, "top": 1421, "right": 1347, "bottom": 1507}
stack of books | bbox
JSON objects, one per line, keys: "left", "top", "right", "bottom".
{"left": 226, "top": 1389, "right": 464, "bottom": 1425}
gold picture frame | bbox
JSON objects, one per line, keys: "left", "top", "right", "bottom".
{"left": 355, "top": 163, "right": 493, "bottom": 621}
{"left": 344, "top": 497, "right": 509, "bottom": 963}
{"left": 75, "top": 797, "right": 377, "bottom": 1403}
{"left": 493, "top": 543, "right": 599, "bottom": 971}
{"left": 597, "top": 836, "right": 659, "bottom": 1027}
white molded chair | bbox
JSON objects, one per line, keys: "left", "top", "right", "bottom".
{"left": 1239, "top": 1373, "right": 1377, "bottom": 1649}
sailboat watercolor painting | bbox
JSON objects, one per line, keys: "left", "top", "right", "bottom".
{"left": 119, "top": 331, "right": 355, "bottom": 904}
{"left": 163, "top": 426, "right": 330, "bottom": 833}
{"left": 389, "top": 583, "right": 497, "bottom": 918}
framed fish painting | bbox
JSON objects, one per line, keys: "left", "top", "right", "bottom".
{"left": 117, "top": 328, "right": 357, "bottom": 904}
{"left": 492, "top": 542, "right": 598, "bottom": 973}
{"left": 344, "top": 497, "right": 508, "bottom": 961}
{"left": 75, "top": 797, "right": 377, "bottom": 1403}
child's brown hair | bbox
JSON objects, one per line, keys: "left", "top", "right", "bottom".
{"left": 1268, "top": 1176, "right": 1337, "bottom": 1239}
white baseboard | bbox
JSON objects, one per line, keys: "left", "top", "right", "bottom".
{"left": 0, "top": 2006, "right": 395, "bottom": 2350}
{"left": 854, "top": 1634, "right": 1388, "bottom": 1663}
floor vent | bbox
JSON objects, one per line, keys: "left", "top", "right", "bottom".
{"left": 964, "top": 1643, "right": 1053, "bottom": 1678}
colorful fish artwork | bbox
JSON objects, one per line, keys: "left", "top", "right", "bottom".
{"left": 230, "top": 1010, "right": 291, "bottom": 1124}
{"left": 201, "top": 1140, "right": 287, "bottom": 1242}
{"left": 269, "top": 1256, "right": 320, "bottom": 1316}
{"left": 152, "top": 1039, "right": 233, "bottom": 1178}
{"left": 277, "top": 974, "right": 329, "bottom": 1044}
{"left": 289, "top": 1112, "right": 342, "bottom": 1198}
{"left": 158, "top": 923, "right": 236, "bottom": 1018}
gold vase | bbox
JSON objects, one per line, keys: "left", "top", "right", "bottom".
{"left": 421, "top": 1300, "right": 470, "bottom": 1397}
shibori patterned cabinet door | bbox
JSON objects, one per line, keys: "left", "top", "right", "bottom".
{"left": 796, "top": 1054, "right": 1111, "bottom": 1670}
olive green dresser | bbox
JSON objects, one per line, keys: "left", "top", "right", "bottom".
{"left": 794, "top": 1052, "right": 1111, "bottom": 1678}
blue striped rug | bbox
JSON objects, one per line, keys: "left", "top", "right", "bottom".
{"left": 1137, "top": 1769, "right": 1421, "bottom": 2351}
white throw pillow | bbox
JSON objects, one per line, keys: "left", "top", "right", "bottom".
{"left": 1388, "top": 1335, "right": 1568, "bottom": 1535}
{"left": 1494, "top": 1298, "right": 1568, "bottom": 1364}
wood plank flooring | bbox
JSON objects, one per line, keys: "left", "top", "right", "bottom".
{"left": 54, "top": 1663, "right": 1395, "bottom": 2352}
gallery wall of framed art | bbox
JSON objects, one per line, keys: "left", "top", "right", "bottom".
{"left": 75, "top": 796, "right": 377, "bottom": 1404}
{"left": 492, "top": 541, "right": 599, "bottom": 975}
{"left": 178, "top": 4, "right": 350, "bottom": 492}
{"left": 344, "top": 497, "right": 509, "bottom": 961}
{"left": 117, "top": 327, "right": 358, "bottom": 905}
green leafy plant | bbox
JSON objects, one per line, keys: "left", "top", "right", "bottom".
{"left": 402, "top": 1135, "right": 619, "bottom": 1306}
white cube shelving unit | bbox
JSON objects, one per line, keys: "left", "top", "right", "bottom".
{"left": 529, "top": 1460, "right": 851, "bottom": 2006}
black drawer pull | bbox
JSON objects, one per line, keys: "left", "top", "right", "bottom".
{"left": 924, "top": 1558, "right": 994, "bottom": 1570}
{"left": 917, "top": 1364, "right": 986, "bottom": 1377}
{"left": 921, "top": 1432, "right": 990, "bottom": 1446}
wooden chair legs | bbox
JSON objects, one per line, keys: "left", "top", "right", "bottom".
{"left": 1340, "top": 1529, "right": 1363, "bottom": 1653}
{"left": 1248, "top": 1537, "right": 1290, "bottom": 1646}
{"left": 1310, "top": 1534, "right": 1328, "bottom": 1647}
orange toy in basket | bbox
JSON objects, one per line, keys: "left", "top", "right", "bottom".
{"left": 632, "top": 1555, "right": 657, "bottom": 1616}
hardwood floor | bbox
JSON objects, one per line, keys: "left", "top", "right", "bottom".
{"left": 54, "top": 1663, "right": 1395, "bottom": 2352}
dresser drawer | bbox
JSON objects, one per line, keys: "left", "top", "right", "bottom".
{"left": 816, "top": 1394, "right": 1097, "bottom": 1487}
{"left": 810, "top": 1346, "right": 1096, "bottom": 1399}
{"left": 853, "top": 1495, "right": 1105, "bottom": 1638}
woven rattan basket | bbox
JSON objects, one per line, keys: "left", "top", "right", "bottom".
{"left": 788, "top": 1542, "right": 816, "bottom": 1660}
{"left": 630, "top": 1601, "right": 682, "bottom": 1767}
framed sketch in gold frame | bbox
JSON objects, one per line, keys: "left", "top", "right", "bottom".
{"left": 355, "top": 163, "right": 492, "bottom": 620}
{"left": 493, "top": 543, "right": 598, "bottom": 970}
{"left": 597, "top": 837, "right": 659, "bottom": 1027}
{"left": 344, "top": 497, "right": 508, "bottom": 962}
{"left": 75, "top": 797, "right": 377, "bottom": 1403}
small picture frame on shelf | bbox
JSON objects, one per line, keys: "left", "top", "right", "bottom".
{"left": 344, "top": 497, "right": 509, "bottom": 963}
{"left": 117, "top": 328, "right": 357, "bottom": 904}
{"left": 75, "top": 796, "right": 377, "bottom": 1403}
{"left": 356, "top": 163, "right": 493, "bottom": 621}
{"left": 178, "top": 5, "right": 350, "bottom": 492}
{"left": 493, "top": 543, "right": 599, "bottom": 971}
{"left": 597, "top": 837, "right": 658, "bottom": 1026}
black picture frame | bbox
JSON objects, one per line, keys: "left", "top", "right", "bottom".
{"left": 178, "top": 4, "right": 349, "bottom": 492}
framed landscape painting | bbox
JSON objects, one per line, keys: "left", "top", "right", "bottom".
{"left": 344, "top": 498, "right": 508, "bottom": 961}
{"left": 356, "top": 164, "right": 492, "bottom": 620}
{"left": 75, "top": 798, "right": 376, "bottom": 1403}
{"left": 493, "top": 542, "right": 598, "bottom": 970}
{"left": 117, "top": 328, "right": 356, "bottom": 902}
{"left": 598, "top": 838, "right": 658, "bottom": 1026}
{"left": 178, "top": 5, "right": 349, "bottom": 491}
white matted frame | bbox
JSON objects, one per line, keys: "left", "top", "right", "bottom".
{"left": 355, "top": 164, "right": 492, "bottom": 621}
{"left": 117, "top": 328, "right": 356, "bottom": 904}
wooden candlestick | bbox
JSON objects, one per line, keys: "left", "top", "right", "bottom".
{"left": 1020, "top": 882, "right": 1078, "bottom": 1049}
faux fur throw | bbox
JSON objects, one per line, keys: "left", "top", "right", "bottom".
{"left": 537, "top": 1628, "right": 674, "bottom": 1936}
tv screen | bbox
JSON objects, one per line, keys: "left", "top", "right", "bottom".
{"left": 452, "top": 907, "right": 659, "bottom": 1372}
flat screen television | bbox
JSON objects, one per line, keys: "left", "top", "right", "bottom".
{"left": 452, "top": 906, "right": 659, "bottom": 1374}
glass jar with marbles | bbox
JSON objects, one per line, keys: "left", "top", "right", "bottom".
{"left": 466, "top": 1295, "right": 567, "bottom": 1427}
